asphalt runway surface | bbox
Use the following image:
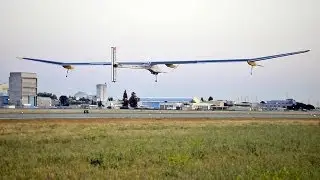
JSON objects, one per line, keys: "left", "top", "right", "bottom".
{"left": 0, "top": 109, "right": 319, "bottom": 119}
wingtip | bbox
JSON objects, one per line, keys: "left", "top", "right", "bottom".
{"left": 16, "top": 57, "right": 24, "bottom": 60}
{"left": 296, "top": 49, "right": 310, "bottom": 54}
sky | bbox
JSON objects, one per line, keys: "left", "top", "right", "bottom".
{"left": 1, "top": 0, "right": 319, "bottom": 105}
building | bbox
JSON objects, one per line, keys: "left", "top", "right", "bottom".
{"left": 96, "top": 84, "right": 107, "bottom": 102}
{"left": 0, "top": 95, "right": 9, "bottom": 107}
{"left": 37, "top": 97, "right": 52, "bottom": 108}
{"left": 191, "top": 99, "right": 230, "bottom": 111}
{"left": 262, "top": 99, "right": 296, "bottom": 110}
{"left": 210, "top": 100, "right": 228, "bottom": 110}
{"left": 9, "top": 72, "right": 37, "bottom": 107}
{"left": 140, "top": 97, "right": 192, "bottom": 109}
{"left": 159, "top": 102, "right": 183, "bottom": 110}
{"left": 192, "top": 102, "right": 212, "bottom": 110}
{"left": 0, "top": 83, "right": 8, "bottom": 95}
{"left": 230, "top": 101, "right": 252, "bottom": 111}
{"left": 51, "top": 99, "right": 60, "bottom": 106}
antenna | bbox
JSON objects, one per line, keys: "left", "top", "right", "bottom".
{"left": 111, "top": 47, "right": 117, "bottom": 82}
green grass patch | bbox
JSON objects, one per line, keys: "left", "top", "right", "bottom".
{"left": 0, "top": 120, "right": 319, "bottom": 179}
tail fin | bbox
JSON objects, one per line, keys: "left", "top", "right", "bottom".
{"left": 111, "top": 47, "right": 117, "bottom": 82}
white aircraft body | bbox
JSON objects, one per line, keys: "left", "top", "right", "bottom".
{"left": 18, "top": 47, "right": 310, "bottom": 82}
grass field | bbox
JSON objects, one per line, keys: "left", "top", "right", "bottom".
{"left": 0, "top": 118, "right": 319, "bottom": 179}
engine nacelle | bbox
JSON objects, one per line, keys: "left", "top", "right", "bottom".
{"left": 62, "top": 65, "right": 74, "bottom": 70}
{"left": 165, "top": 64, "right": 178, "bottom": 68}
{"left": 247, "top": 61, "right": 257, "bottom": 67}
{"left": 148, "top": 65, "right": 163, "bottom": 74}
{"left": 247, "top": 61, "right": 263, "bottom": 67}
{"left": 62, "top": 65, "right": 74, "bottom": 77}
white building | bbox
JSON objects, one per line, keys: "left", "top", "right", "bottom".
{"left": 9, "top": 72, "right": 37, "bottom": 106}
{"left": 37, "top": 97, "right": 52, "bottom": 108}
{"left": 191, "top": 98, "right": 230, "bottom": 111}
{"left": 96, "top": 84, "right": 107, "bottom": 102}
{"left": 192, "top": 102, "right": 212, "bottom": 111}
{"left": 210, "top": 100, "right": 227, "bottom": 110}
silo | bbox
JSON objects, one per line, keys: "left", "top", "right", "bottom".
{"left": 96, "top": 84, "right": 107, "bottom": 102}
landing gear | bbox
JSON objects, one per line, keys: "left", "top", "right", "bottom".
{"left": 247, "top": 61, "right": 263, "bottom": 76}
{"left": 249, "top": 64, "right": 263, "bottom": 75}
{"left": 152, "top": 73, "right": 159, "bottom": 82}
{"left": 66, "top": 69, "right": 69, "bottom": 77}
{"left": 63, "top": 65, "right": 73, "bottom": 77}
{"left": 148, "top": 69, "right": 160, "bottom": 82}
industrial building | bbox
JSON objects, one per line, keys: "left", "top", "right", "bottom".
{"left": 9, "top": 72, "right": 37, "bottom": 107}
{"left": 96, "top": 84, "right": 107, "bottom": 102}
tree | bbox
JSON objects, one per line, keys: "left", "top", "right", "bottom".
{"left": 91, "top": 100, "right": 97, "bottom": 105}
{"left": 306, "top": 104, "right": 315, "bottom": 110}
{"left": 38, "top": 92, "right": 50, "bottom": 97}
{"left": 122, "top": 90, "right": 129, "bottom": 108}
{"left": 79, "top": 97, "right": 90, "bottom": 104}
{"left": 123, "top": 90, "right": 128, "bottom": 100}
{"left": 51, "top": 94, "right": 57, "bottom": 100}
{"left": 208, "top": 96, "right": 213, "bottom": 101}
{"left": 201, "top": 97, "right": 204, "bottom": 102}
{"left": 287, "top": 102, "right": 315, "bottom": 111}
{"left": 98, "top": 101, "right": 103, "bottom": 108}
{"left": 37, "top": 92, "right": 57, "bottom": 100}
{"left": 129, "top": 92, "right": 139, "bottom": 108}
{"left": 69, "top": 100, "right": 82, "bottom": 105}
{"left": 59, "top": 95, "right": 69, "bottom": 106}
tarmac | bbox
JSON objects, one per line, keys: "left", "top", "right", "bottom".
{"left": 0, "top": 109, "right": 319, "bottom": 120}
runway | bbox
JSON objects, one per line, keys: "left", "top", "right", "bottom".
{"left": 0, "top": 109, "right": 319, "bottom": 120}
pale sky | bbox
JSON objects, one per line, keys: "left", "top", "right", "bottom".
{"left": 1, "top": 0, "right": 319, "bottom": 104}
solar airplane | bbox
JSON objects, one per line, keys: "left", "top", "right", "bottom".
{"left": 18, "top": 47, "right": 310, "bottom": 82}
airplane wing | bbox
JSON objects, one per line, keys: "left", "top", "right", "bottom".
{"left": 18, "top": 50, "right": 309, "bottom": 66}
{"left": 17, "top": 57, "right": 111, "bottom": 66}
{"left": 144, "top": 50, "right": 310, "bottom": 65}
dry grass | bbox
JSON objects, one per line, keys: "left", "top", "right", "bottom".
{"left": 0, "top": 118, "right": 319, "bottom": 179}
{"left": 0, "top": 117, "right": 318, "bottom": 124}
